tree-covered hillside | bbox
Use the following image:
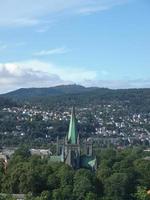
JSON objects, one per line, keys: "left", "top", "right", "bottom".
{"left": 0, "top": 97, "right": 18, "bottom": 108}
{"left": 2, "top": 85, "right": 150, "bottom": 113}
{"left": 2, "top": 85, "right": 99, "bottom": 100}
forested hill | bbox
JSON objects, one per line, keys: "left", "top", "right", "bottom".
{"left": 1, "top": 85, "right": 150, "bottom": 112}
{"left": 1, "top": 85, "right": 100, "bottom": 99}
{"left": 0, "top": 96, "right": 18, "bottom": 108}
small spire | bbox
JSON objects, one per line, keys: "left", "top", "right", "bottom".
{"left": 67, "top": 107, "right": 78, "bottom": 144}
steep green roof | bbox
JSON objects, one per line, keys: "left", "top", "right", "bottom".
{"left": 67, "top": 107, "right": 78, "bottom": 144}
{"left": 80, "top": 155, "right": 97, "bottom": 170}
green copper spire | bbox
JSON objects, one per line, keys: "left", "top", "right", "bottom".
{"left": 67, "top": 107, "right": 78, "bottom": 144}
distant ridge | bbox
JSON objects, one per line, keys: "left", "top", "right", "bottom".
{"left": 2, "top": 84, "right": 105, "bottom": 99}
{"left": 2, "top": 85, "right": 150, "bottom": 111}
{"left": 1, "top": 85, "right": 150, "bottom": 113}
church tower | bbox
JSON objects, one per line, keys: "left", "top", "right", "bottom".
{"left": 52, "top": 106, "right": 97, "bottom": 170}
{"left": 67, "top": 107, "right": 79, "bottom": 144}
{"left": 64, "top": 107, "right": 80, "bottom": 169}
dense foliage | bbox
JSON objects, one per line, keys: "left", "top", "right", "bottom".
{"left": 0, "top": 146, "right": 150, "bottom": 200}
{"left": 0, "top": 97, "right": 17, "bottom": 108}
{"left": 0, "top": 85, "right": 150, "bottom": 112}
{"left": 2, "top": 86, "right": 150, "bottom": 113}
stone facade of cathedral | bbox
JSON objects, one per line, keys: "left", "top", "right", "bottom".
{"left": 50, "top": 107, "right": 97, "bottom": 171}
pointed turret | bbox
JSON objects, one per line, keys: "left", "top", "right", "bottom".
{"left": 67, "top": 107, "right": 78, "bottom": 144}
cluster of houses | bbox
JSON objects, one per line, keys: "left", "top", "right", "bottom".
{"left": 1, "top": 103, "right": 150, "bottom": 146}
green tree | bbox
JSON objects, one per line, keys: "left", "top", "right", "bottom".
{"left": 104, "top": 173, "right": 131, "bottom": 200}
{"left": 73, "top": 176, "right": 94, "bottom": 200}
{"left": 85, "top": 192, "right": 98, "bottom": 200}
{"left": 135, "top": 186, "right": 150, "bottom": 200}
{"left": 134, "top": 160, "right": 150, "bottom": 187}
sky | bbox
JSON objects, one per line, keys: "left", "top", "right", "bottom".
{"left": 0, "top": 0, "right": 150, "bottom": 93}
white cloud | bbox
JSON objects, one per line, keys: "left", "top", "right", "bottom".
{"left": 0, "top": 59, "right": 149, "bottom": 93}
{"left": 0, "top": 61, "right": 64, "bottom": 93}
{"left": 33, "top": 47, "right": 69, "bottom": 56}
{"left": 82, "top": 79, "right": 150, "bottom": 89}
{"left": 12, "top": 18, "right": 40, "bottom": 26}
{"left": 0, "top": 17, "right": 41, "bottom": 27}
{"left": 36, "top": 26, "right": 49, "bottom": 33}
{"left": 0, "top": 0, "right": 129, "bottom": 27}
{"left": 78, "top": 6, "right": 109, "bottom": 15}
{"left": 14, "top": 60, "right": 97, "bottom": 81}
{"left": 78, "top": 0, "right": 130, "bottom": 15}
{"left": 0, "top": 59, "right": 96, "bottom": 93}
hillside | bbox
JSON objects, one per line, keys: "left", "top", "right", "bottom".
{"left": 0, "top": 96, "right": 18, "bottom": 108}
{"left": 1, "top": 85, "right": 150, "bottom": 112}
{"left": 1, "top": 84, "right": 100, "bottom": 100}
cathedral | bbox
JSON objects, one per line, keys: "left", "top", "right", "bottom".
{"left": 49, "top": 107, "right": 97, "bottom": 171}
